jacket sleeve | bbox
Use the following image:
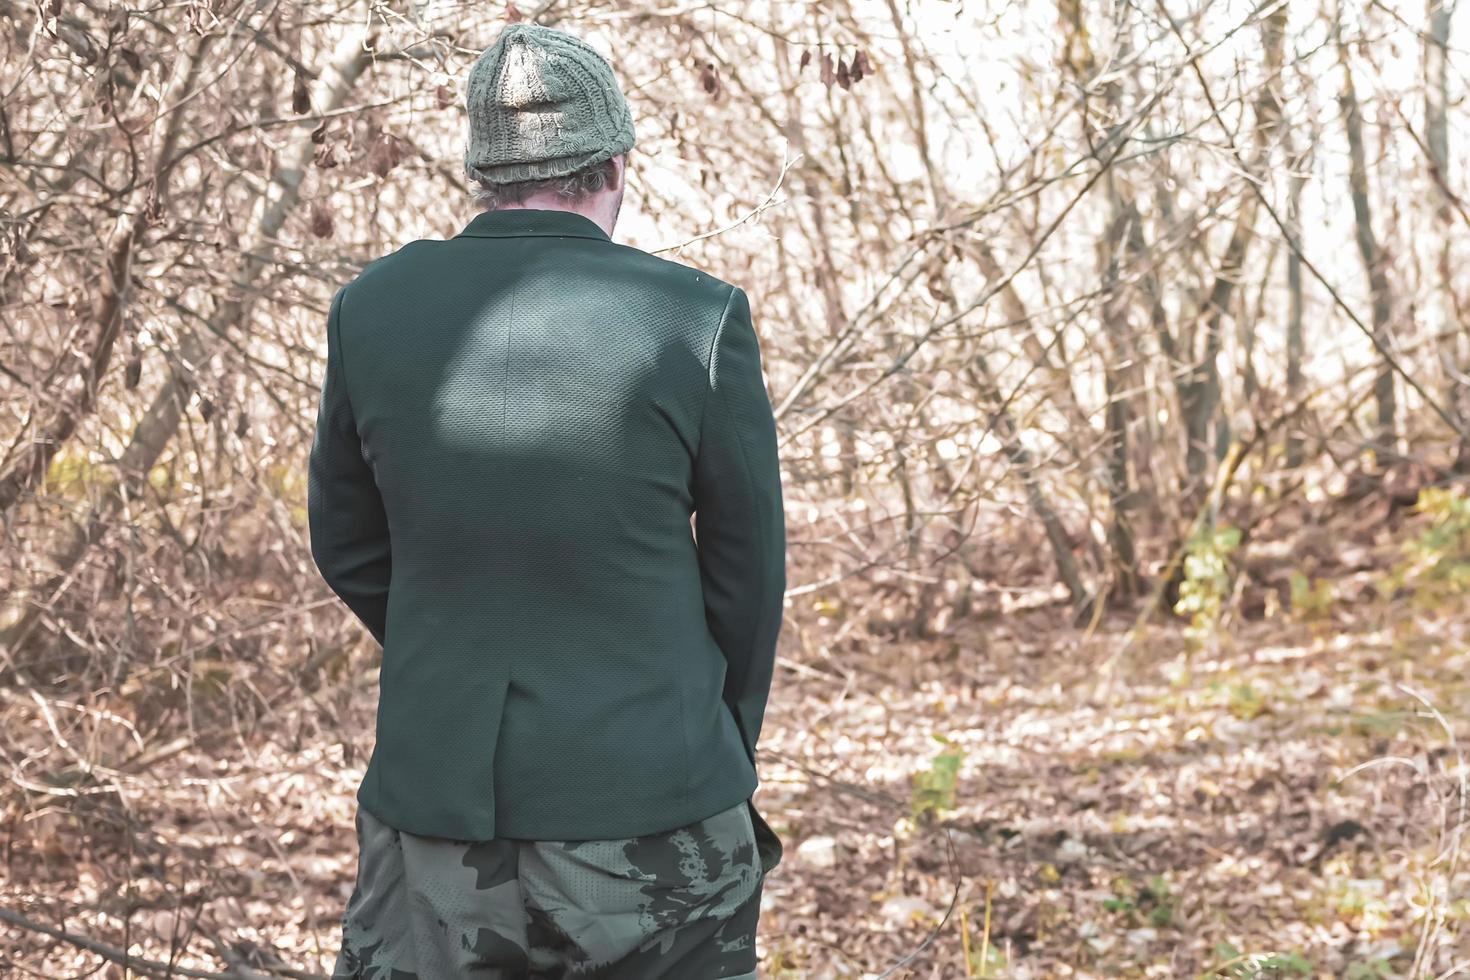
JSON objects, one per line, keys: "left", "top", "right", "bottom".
{"left": 308, "top": 284, "right": 392, "bottom": 646}
{"left": 694, "top": 285, "right": 787, "bottom": 767}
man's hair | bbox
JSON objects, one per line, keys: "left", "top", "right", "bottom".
{"left": 471, "top": 154, "right": 624, "bottom": 211}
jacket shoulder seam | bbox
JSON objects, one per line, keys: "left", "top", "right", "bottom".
{"left": 698, "top": 284, "right": 741, "bottom": 453}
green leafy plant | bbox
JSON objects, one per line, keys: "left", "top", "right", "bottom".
{"left": 1175, "top": 525, "right": 1242, "bottom": 646}
{"left": 1380, "top": 486, "right": 1470, "bottom": 608}
{"left": 1207, "top": 942, "right": 1313, "bottom": 978}
{"left": 1227, "top": 682, "right": 1268, "bottom": 721}
{"left": 910, "top": 735, "right": 964, "bottom": 823}
{"left": 1100, "top": 874, "right": 1174, "bottom": 928}
{"left": 1347, "top": 710, "right": 1407, "bottom": 738}
{"left": 1287, "top": 570, "right": 1334, "bottom": 622}
{"left": 966, "top": 943, "right": 1008, "bottom": 977}
{"left": 1144, "top": 875, "right": 1175, "bottom": 927}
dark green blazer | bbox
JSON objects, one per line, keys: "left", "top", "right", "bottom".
{"left": 307, "top": 207, "right": 785, "bottom": 874}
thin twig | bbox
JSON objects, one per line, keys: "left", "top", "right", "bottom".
{"left": 0, "top": 907, "right": 323, "bottom": 980}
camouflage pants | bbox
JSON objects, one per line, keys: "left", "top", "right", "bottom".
{"left": 330, "top": 799, "right": 764, "bottom": 979}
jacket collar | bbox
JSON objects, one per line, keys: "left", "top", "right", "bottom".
{"left": 454, "top": 207, "right": 612, "bottom": 243}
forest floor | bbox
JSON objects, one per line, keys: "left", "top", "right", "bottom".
{"left": 754, "top": 602, "right": 1467, "bottom": 979}
{"left": 3, "top": 504, "right": 1468, "bottom": 979}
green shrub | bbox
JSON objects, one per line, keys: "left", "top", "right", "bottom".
{"left": 1175, "top": 525, "right": 1241, "bottom": 646}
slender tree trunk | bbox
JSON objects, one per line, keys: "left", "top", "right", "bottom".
{"left": 1181, "top": 197, "right": 1260, "bottom": 487}
{"left": 964, "top": 356, "right": 1090, "bottom": 616}
{"left": 1338, "top": 37, "right": 1398, "bottom": 466}
{"left": 1285, "top": 154, "right": 1307, "bottom": 470}
{"left": 1425, "top": 0, "right": 1468, "bottom": 469}
{"left": 1182, "top": 0, "right": 1285, "bottom": 491}
{"left": 1100, "top": 195, "right": 1140, "bottom": 599}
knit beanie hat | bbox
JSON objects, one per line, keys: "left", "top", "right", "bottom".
{"left": 464, "top": 23, "right": 636, "bottom": 186}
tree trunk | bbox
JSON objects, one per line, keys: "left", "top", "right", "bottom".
{"left": 964, "top": 357, "right": 1090, "bottom": 616}
{"left": 1285, "top": 154, "right": 1307, "bottom": 470}
{"left": 1425, "top": 0, "right": 1468, "bottom": 469}
{"left": 1100, "top": 183, "right": 1140, "bottom": 599}
{"left": 1339, "top": 37, "right": 1398, "bottom": 467}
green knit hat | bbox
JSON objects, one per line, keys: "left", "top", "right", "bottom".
{"left": 464, "top": 23, "right": 636, "bottom": 186}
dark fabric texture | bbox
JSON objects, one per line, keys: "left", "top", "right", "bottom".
{"left": 307, "top": 207, "right": 786, "bottom": 875}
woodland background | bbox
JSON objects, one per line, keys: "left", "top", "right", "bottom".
{"left": 3, "top": 0, "right": 1470, "bottom": 976}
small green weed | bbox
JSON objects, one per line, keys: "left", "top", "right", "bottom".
{"left": 910, "top": 735, "right": 964, "bottom": 823}
{"left": 1227, "top": 682, "right": 1267, "bottom": 721}
{"left": 1380, "top": 486, "right": 1470, "bottom": 607}
{"left": 1100, "top": 874, "right": 1174, "bottom": 928}
{"left": 1287, "top": 571, "right": 1334, "bottom": 621}
{"left": 1206, "top": 942, "right": 1313, "bottom": 977}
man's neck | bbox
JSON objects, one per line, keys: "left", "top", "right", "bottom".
{"left": 492, "top": 195, "right": 619, "bottom": 238}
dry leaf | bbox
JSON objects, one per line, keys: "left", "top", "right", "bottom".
{"left": 366, "top": 133, "right": 407, "bottom": 178}
{"left": 699, "top": 62, "right": 720, "bottom": 97}
{"left": 310, "top": 201, "right": 334, "bottom": 238}
{"left": 292, "top": 69, "right": 311, "bottom": 114}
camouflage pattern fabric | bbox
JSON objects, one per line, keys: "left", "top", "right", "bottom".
{"left": 331, "top": 798, "right": 763, "bottom": 979}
